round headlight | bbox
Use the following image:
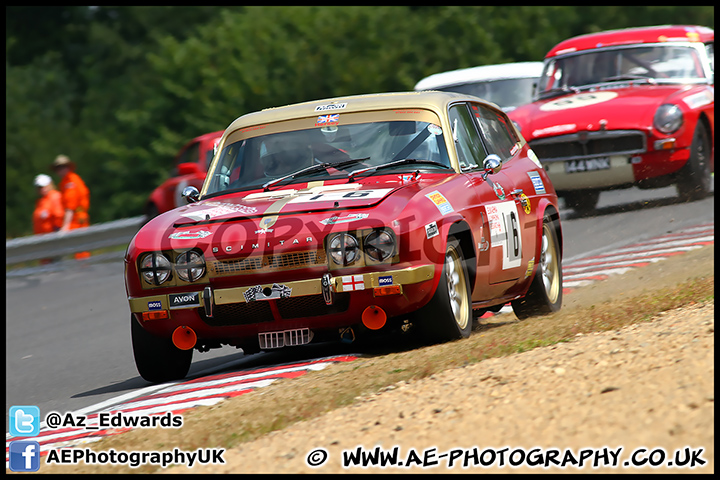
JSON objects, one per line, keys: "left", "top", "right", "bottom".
{"left": 364, "top": 230, "right": 395, "bottom": 262}
{"left": 140, "top": 253, "right": 172, "bottom": 285}
{"left": 653, "top": 104, "right": 683, "bottom": 134}
{"left": 328, "top": 233, "right": 359, "bottom": 266}
{"left": 176, "top": 250, "right": 206, "bottom": 282}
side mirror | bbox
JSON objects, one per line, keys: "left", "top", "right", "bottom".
{"left": 177, "top": 162, "right": 202, "bottom": 176}
{"left": 482, "top": 154, "right": 502, "bottom": 179}
{"left": 182, "top": 186, "right": 200, "bottom": 203}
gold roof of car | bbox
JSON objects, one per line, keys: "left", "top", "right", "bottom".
{"left": 223, "top": 90, "right": 499, "bottom": 133}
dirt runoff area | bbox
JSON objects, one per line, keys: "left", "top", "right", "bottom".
{"left": 169, "top": 244, "right": 714, "bottom": 474}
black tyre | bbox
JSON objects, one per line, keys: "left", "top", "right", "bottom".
{"left": 512, "top": 214, "right": 562, "bottom": 320}
{"left": 415, "top": 236, "right": 472, "bottom": 342}
{"left": 676, "top": 123, "right": 711, "bottom": 202}
{"left": 131, "top": 315, "right": 193, "bottom": 383}
{"left": 563, "top": 190, "right": 600, "bottom": 215}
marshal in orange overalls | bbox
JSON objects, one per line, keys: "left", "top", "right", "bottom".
{"left": 53, "top": 154, "right": 91, "bottom": 259}
{"left": 58, "top": 171, "right": 91, "bottom": 230}
{"left": 33, "top": 188, "right": 64, "bottom": 235}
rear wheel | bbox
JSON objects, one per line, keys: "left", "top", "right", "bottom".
{"left": 415, "top": 237, "right": 472, "bottom": 342}
{"left": 131, "top": 315, "right": 192, "bottom": 383}
{"left": 512, "top": 214, "right": 562, "bottom": 320}
{"left": 676, "top": 123, "right": 711, "bottom": 202}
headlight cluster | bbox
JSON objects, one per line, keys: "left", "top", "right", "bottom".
{"left": 328, "top": 229, "right": 396, "bottom": 267}
{"left": 653, "top": 104, "right": 683, "bottom": 134}
{"left": 139, "top": 251, "right": 206, "bottom": 286}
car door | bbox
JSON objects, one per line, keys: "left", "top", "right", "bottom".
{"left": 448, "top": 102, "right": 529, "bottom": 293}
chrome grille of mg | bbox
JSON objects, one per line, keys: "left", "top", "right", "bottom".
{"left": 530, "top": 129, "right": 646, "bottom": 163}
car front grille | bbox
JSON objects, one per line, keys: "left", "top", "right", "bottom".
{"left": 208, "top": 249, "right": 327, "bottom": 276}
{"left": 199, "top": 293, "right": 351, "bottom": 326}
{"left": 200, "top": 301, "right": 274, "bottom": 326}
{"left": 530, "top": 130, "right": 646, "bottom": 162}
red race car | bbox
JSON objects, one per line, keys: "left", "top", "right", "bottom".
{"left": 509, "top": 25, "right": 714, "bottom": 213}
{"left": 144, "top": 131, "right": 223, "bottom": 218}
{"left": 125, "top": 91, "right": 563, "bottom": 382}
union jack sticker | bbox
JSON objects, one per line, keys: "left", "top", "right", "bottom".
{"left": 316, "top": 114, "right": 339, "bottom": 126}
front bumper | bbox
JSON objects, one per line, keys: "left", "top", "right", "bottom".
{"left": 128, "top": 264, "right": 435, "bottom": 326}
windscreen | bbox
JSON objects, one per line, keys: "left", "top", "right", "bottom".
{"left": 538, "top": 44, "right": 706, "bottom": 94}
{"left": 204, "top": 111, "right": 451, "bottom": 196}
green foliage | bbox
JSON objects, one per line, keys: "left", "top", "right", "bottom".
{"left": 5, "top": 6, "right": 715, "bottom": 237}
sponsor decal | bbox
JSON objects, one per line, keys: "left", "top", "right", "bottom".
{"left": 314, "top": 102, "right": 347, "bottom": 112}
{"left": 183, "top": 202, "right": 258, "bottom": 221}
{"left": 539, "top": 92, "right": 618, "bottom": 112}
{"left": 425, "top": 190, "right": 454, "bottom": 215}
{"left": 525, "top": 258, "right": 535, "bottom": 278}
{"left": 492, "top": 180, "right": 506, "bottom": 201}
{"left": 425, "top": 221, "right": 439, "bottom": 239}
{"left": 341, "top": 275, "right": 365, "bottom": 291}
{"left": 378, "top": 275, "right": 393, "bottom": 286}
{"left": 315, "top": 113, "right": 340, "bottom": 126}
{"left": 320, "top": 213, "right": 369, "bottom": 226}
{"left": 169, "top": 292, "right": 200, "bottom": 309}
{"left": 244, "top": 284, "right": 292, "bottom": 303}
{"left": 527, "top": 171, "right": 546, "bottom": 194}
{"left": 147, "top": 300, "right": 162, "bottom": 311}
{"left": 519, "top": 193, "right": 531, "bottom": 214}
{"left": 169, "top": 230, "right": 212, "bottom": 240}
{"left": 427, "top": 124, "right": 443, "bottom": 136}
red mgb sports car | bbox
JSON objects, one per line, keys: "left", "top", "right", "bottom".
{"left": 509, "top": 25, "right": 714, "bottom": 213}
{"left": 125, "top": 91, "right": 563, "bottom": 382}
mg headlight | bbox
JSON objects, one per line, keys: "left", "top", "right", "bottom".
{"left": 140, "top": 252, "right": 172, "bottom": 285}
{"left": 329, "top": 233, "right": 360, "bottom": 266}
{"left": 364, "top": 230, "right": 395, "bottom": 262}
{"left": 176, "top": 250, "right": 206, "bottom": 282}
{"left": 653, "top": 104, "right": 683, "bottom": 134}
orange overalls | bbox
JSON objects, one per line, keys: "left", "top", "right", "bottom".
{"left": 33, "top": 188, "right": 64, "bottom": 234}
{"left": 59, "top": 171, "right": 91, "bottom": 258}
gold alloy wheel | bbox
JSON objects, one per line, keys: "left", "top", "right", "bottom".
{"left": 540, "top": 223, "right": 561, "bottom": 304}
{"left": 445, "top": 244, "right": 470, "bottom": 330}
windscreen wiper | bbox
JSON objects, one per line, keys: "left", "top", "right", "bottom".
{"left": 347, "top": 158, "right": 453, "bottom": 182}
{"left": 537, "top": 85, "right": 580, "bottom": 100}
{"left": 262, "top": 157, "right": 370, "bottom": 191}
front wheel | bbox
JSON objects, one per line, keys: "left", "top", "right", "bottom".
{"left": 512, "top": 214, "right": 563, "bottom": 320}
{"left": 676, "top": 123, "right": 711, "bottom": 202}
{"left": 131, "top": 316, "right": 193, "bottom": 383}
{"left": 415, "top": 236, "right": 472, "bottom": 343}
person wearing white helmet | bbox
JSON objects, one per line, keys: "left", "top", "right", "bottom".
{"left": 32, "top": 173, "right": 64, "bottom": 236}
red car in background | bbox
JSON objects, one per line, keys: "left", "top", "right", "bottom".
{"left": 144, "top": 131, "right": 223, "bottom": 218}
{"left": 509, "top": 25, "right": 714, "bottom": 213}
